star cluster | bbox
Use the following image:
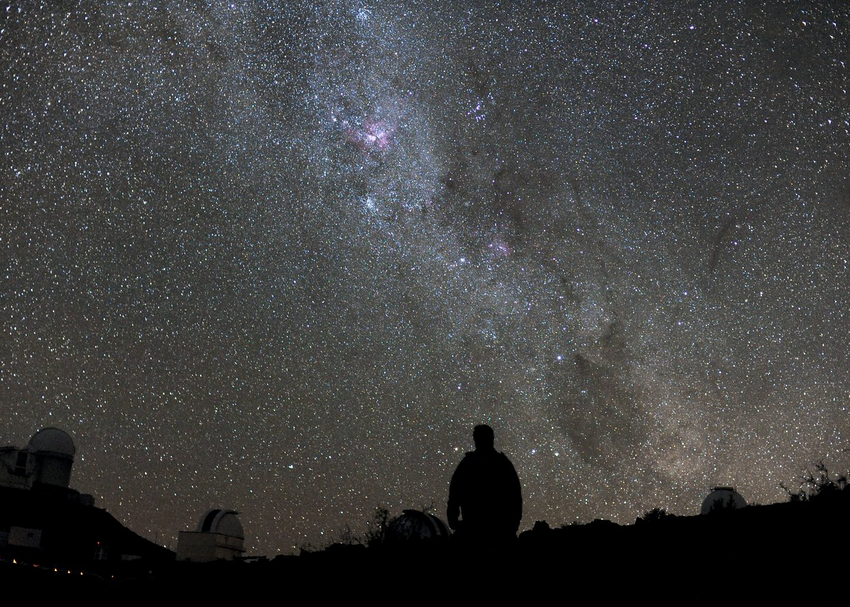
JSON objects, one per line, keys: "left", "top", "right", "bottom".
{"left": 2, "top": 0, "right": 849, "bottom": 554}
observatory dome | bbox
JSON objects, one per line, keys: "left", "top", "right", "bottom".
{"left": 701, "top": 486, "right": 747, "bottom": 515}
{"left": 196, "top": 509, "right": 244, "bottom": 539}
{"left": 386, "top": 510, "right": 450, "bottom": 543}
{"left": 28, "top": 427, "right": 75, "bottom": 457}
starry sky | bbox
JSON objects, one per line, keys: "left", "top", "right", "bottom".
{"left": 2, "top": 0, "right": 849, "bottom": 555}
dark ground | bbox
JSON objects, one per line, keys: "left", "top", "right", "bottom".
{"left": 3, "top": 495, "right": 848, "bottom": 596}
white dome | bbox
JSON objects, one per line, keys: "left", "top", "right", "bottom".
{"left": 196, "top": 509, "right": 244, "bottom": 539}
{"left": 28, "top": 427, "right": 75, "bottom": 457}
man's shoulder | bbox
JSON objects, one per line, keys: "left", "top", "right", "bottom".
{"left": 497, "top": 451, "right": 518, "bottom": 471}
{"left": 459, "top": 449, "right": 515, "bottom": 468}
{"left": 453, "top": 451, "right": 476, "bottom": 470}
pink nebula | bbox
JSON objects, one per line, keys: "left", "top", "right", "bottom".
{"left": 345, "top": 118, "right": 396, "bottom": 153}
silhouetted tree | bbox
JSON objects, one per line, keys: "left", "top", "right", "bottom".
{"left": 364, "top": 507, "right": 390, "bottom": 547}
{"left": 781, "top": 460, "right": 850, "bottom": 503}
{"left": 637, "top": 507, "right": 673, "bottom": 524}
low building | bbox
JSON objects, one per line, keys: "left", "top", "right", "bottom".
{"left": 0, "top": 427, "right": 173, "bottom": 567}
{"left": 177, "top": 509, "right": 246, "bottom": 562}
{"left": 1, "top": 427, "right": 78, "bottom": 495}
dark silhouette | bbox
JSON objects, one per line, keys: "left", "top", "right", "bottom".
{"left": 447, "top": 425, "right": 522, "bottom": 545}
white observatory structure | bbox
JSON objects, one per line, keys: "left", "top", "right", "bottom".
{"left": 177, "top": 508, "right": 246, "bottom": 562}
{"left": 0, "top": 427, "right": 76, "bottom": 491}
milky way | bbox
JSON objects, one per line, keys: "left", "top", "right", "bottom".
{"left": 2, "top": 1, "right": 849, "bottom": 554}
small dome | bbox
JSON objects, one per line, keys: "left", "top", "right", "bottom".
{"left": 701, "top": 486, "right": 747, "bottom": 515}
{"left": 28, "top": 428, "right": 75, "bottom": 457}
{"left": 386, "top": 510, "right": 450, "bottom": 543}
{"left": 196, "top": 509, "right": 244, "bottom": 539}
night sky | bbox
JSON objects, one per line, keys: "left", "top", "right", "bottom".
{"left": 3, "top": 0, "right": 849, "bottom": 555}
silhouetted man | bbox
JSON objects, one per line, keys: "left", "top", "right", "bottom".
{"left": 447, "top": 425, "right": 522, "bottom": 545}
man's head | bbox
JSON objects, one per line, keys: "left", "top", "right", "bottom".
{"left": 473, "top": 424, "right": 495, "bottom": 450}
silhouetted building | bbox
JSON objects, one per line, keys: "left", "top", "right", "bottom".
{"left": 177, "top": 509, "right": 246, "bottom": 562}
{"left": 0, "top": 428, "right": 172, "bottom": 566}
{"left": 701, "top": 486, "right": 747, "bottom": 514}
{"left": 1, "top": 428, "right": 77, "bottom": 493}
{"left": 386, "top": 510, "right": 450, "bottom": 543}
